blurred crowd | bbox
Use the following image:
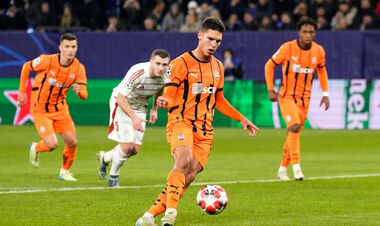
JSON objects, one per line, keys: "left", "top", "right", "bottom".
{"left": 0, "top": 0, "right": 379, "bottom": 32}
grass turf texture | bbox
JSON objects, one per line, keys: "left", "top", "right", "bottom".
{"left": 0, "top": 125, "right": 380, "bottom": 225}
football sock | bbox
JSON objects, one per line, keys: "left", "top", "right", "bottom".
{"left": 62, "top": 145, "right": 77, "bottom": 170}
{"left": 279, "top": 166, "right": 287, "bottom": 172}
{"left": 104, "top": 144, "right": 120, "bottom": 163}
{"left": 166, "top": 170, "right": 185, "bottom": 210}
{"left": 280, "top": 138, "right": 291, "bottom": 167}
{"left": 110, "top": 148, "right": 127, "bottom": 176}
{"left": 292, "top": 164, "right": 301, "bottom": 171}
{"left": 148, "top": 186, "right": 187, "bottom": 217}
{"left": 35, "top": 140, "right": 50, "bottom": 152}
{"left": 60, "top": 168, "right": 69, "bottom": 175}
{"left": 288, "top": 131, "right": 300, "bottom": 165}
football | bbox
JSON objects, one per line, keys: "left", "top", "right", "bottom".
{"left": 196, "top": 185, "right": 228, "bottom": 215}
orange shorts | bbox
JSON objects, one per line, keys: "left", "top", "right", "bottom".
{"left": 278, "top": 96, "right": 309, "bottom": 128}
{"left": 166, "top": 121, "right": 213, "bottom": 169}
{"left": 32, "top": 108, "right": 75, "bottom": 139}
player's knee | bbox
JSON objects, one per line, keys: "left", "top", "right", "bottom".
{"left": 128, "top": 146, "right": 140, "bottom": 156}
{"left": 288, "top": 124, "right": 301, "bottom": 133}
{"left": 66, "top": 139, "right": 77, "bottom": 148}
{"left": 46, "top": 141, "right": 58, "bottom": 150}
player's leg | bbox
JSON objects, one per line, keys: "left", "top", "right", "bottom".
{"left": 277, "top": 137, "right": 291, "bottom": 180}
{"left": 97, "top": 144, "right": 120, "bottom": 180}
{"left": 29, "top": 112, "right": 57, "bottom": 167}
{"left": 278, "top": 97, "right": 302, "bottom": 180}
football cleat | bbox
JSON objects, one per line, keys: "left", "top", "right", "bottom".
{"left": 108, "top": 175, "right": 120, "bottom": 187}
{"left": 277, "top": 170, "right": 291, "bottom": 181}
{"left": 160, "top": 208, "right": 177, "bottom": 226}
{"left": 293, "top": 169, "right": 304, "bottom": 181}
{"left": 59, "top": 171, "right": 78, "bottom": 181}
{"left": 136, "top": 215, "right": 157, "bottom": 226}
{"left": 29, "top": 142, "right": 39, "bottom": 168}
{"left": 96, "top": 151, "right": 108, "bottom": 180}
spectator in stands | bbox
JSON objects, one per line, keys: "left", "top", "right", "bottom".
{"left": 187, "top": 0, "right": 202, "bottom": 21}
{"left": 144, "top": 16, "right": 158, "bottom": 31}
{"left": 293, "top": 1, "right": 308, "bottom": 24}
{"left": 162, "top": 2, "right": 184, "bottom": 32}
{"left": 241, "top": 10, "right": 258, "bottom": 31}
{"left": 278, "top": 12, "right": 296, "bottom": 30}
{"left": 7, "top": 4, "right": 28, "bottom": 30}
{"left": 60, "top": 4, "right": 80, "bottom": 29}
{"left": 223, "top": 48, "right": 244, "bottom": 81}
{"left": 210, "top": 0, "right": 226, "bottom": 19}
{"left": 106, "top": 16, "right": 121, "bottom": 32}
{"left": 78, "top": 0, "right": 103, "bottom": 30}
{"left": 310, "top": 0, "right": 333, "bottom": 21}
{"left": 376, "top": 1, "right": 380, "bottom": 24}
{"left": 256, "top": 0, "right": 273, "bottom": 20}
{"left": 331, "top": 0, "right": 358, "bottom": 30}
{"left": 273, "top": 0, "right": 295, "bottom": 19}
{"left": 35, "top": 1, "right": 57, "bottom": 29}
{"left": 199, "top": 1, "right": 221, "bottom": 21}
{"left": 225, "top": 13, "right": 241, "bottom": 31}
{"left": 317, "top": 15, "right": 331, "bottom": 29}
{"left": 180, "top": 14, "right": 201, "bottom": 32}
{"left": 224, "top": 0, "right": 246, "bottom": 20}
{"left": 353, "top": 0, "right": 378, "bottom": 29}
{"left": 150, "top": 0, "right": 165, "bottom": 24}
{"left": 258, "top": 15, "right": 274, "bottom": 31}
{"left": 120, "top": 0, "right": 143, "bottom": 30}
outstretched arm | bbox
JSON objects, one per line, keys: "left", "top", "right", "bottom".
{"left": 216, "top": 90, "right": 260, "bottom": 136}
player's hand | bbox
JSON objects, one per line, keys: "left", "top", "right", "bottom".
{"left": 132, "top": 116, "right": 147, "bottom": 132}
{"left": 157, "top": 96, "right": 168, "bottom": 109}
{"left": 72, "top": 83, "right": 80, "bottom": 94}
{"left": 240, "top": 117, "right": 260, "bottom": 137}
{"left": 268, "top": 90, "right": 278, "bottom": 102}
{"left": 320, "top": 96, "right": 330, "bottom": 111}
{"left": 17, "top": 93, "right": 27, "bottom": 107}
{"left": 149, "top": 109, "right": 158, "bottom": 124}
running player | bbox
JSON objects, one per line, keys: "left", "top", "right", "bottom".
{"left": 97, "top": 49, "right": 170, "bottom": 187}
{"left": 18, "top": 33, "right": 88, "bottom": 181}
{"left": 264, "top": 18, "right": 330, "bottom": 181}
{"left": 136, "top": 17, "right": 259, "bottom": 226}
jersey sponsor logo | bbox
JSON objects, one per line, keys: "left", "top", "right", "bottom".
{"left": 48, "top": 78, "right": 70, "bottom": 87}
{"left": 177, "top": 133, "right": 185, "bottom": 141}
{"left": 292, "top": 64, "right": 314, "bottom": 74}
{"left": 191, "top": 83, "right": 217, "bottom": 94}
{"left": 202, "top": 86, "right": 216, "bottom": 94}
{"left": 32, "top": 57, "right": 41, "bottom": 68}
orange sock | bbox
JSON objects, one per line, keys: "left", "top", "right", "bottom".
{"left": 35, "top": 140, "right": 50, "bottom": 152}
{"left": 280, "top": 138, "right": 291, "bottom": 167}
{"left": 62, "top": 145, "right": 77, "bottom": 170}
{"left": 148, "top": 187, "right": 187, "bottom": 217}
{"left": 166, "top": 170, "right": 185, "bottom": 210}
{"left": 288, "top": 132, "right": 300, "bottom": 165}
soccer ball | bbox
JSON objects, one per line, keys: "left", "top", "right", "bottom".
{"left": 196, "top": 185, "right": 228, "bottom": 215}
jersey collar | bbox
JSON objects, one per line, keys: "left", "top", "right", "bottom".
{"left": 188, "top": 50, "right": 211, "bottom": 63}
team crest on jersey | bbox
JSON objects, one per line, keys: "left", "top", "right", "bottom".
{"left": 69, "top": 73, "right": 75, "bottom": 80}
{"left": 312, "top": 57, "right": 317, "bottom": 64}
{"left": 178, "top": 133, "right": 185, "bottom": 141}
{"left": 215, "top": 70, "right": 219, "bottom": 80}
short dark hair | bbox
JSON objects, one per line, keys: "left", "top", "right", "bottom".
{"left": 151, "top": 49, "right": 170, "bottom": 59}
{"left": 297, "top": 17, "right": 318, "bottom": 31}
{"left": 60, "top": 33, "right": 77, "bottom": 42}
{"left": 201, "top": 17, "right": 225, "bottom": 34}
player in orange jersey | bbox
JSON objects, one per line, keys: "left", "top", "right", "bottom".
{"left": 264, "top": 18, "right": 330, "bottom": 181}
{"left": 17, "top": 33, "right": 88, "bottom": 181}
{"left": 136, "top": 17, "right": 260, "bottom": 226}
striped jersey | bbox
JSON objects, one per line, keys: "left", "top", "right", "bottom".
{"left": 112, "top": 62, "right": 166, "bottom": 111}
{"left": 270, "top": 40, "right": 328, "bottom": 106}
{"left": 163, "top": 51, "right": 224, "bottom": 133}
{"left": 28, "top": 54, "right": 87, "bottom": 112}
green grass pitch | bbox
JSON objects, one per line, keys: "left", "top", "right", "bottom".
{"left": 1, "top": 125, "right": 380, "bottom": 225}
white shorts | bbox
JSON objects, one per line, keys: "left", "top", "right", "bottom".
{"left": 108, "top": 96, "right": 146, "bottom": 145}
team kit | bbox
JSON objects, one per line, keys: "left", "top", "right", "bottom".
{"left": 17, "top": 17, "right": 329, "bottom": 226}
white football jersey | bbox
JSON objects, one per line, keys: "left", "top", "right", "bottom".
{"left": 112, "top": 62, "right": 166, "bottom": 111}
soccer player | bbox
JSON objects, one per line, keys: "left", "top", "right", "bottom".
{"left": 17, "top": 33, "right": 88, "bottom": 181}
{"left": 136, "top": 17, "right": 259, "bottom": 226}
{"left": 97, "top": 49, "right": 170, "bottom": 187}
{"left": 264, "top": 18, "right": 330, "bottom": 181}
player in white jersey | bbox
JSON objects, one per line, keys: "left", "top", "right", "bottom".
{"left": 97, "top": 49, "right": 170, "bottom": 187}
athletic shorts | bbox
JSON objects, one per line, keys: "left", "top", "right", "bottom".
{"left": 166, "top": 121, "right": 213, "bottom": 169}
{"left": 32, "top": 108, "right": 75, "bottom": 139}
{"left": 108, "top": 96, "right": 146, "bottom": 145}
{"left": 278, "top": 96, "right": 309, "bottom": 128}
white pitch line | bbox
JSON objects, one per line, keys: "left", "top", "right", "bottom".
{"left": 1, "top": 173, "right": 380, "bottom": 195}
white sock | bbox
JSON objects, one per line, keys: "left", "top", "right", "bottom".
{"left": 143, "top": 212, "right": 154, "bottom": 218}
{"left": 60, "top": 168, "right": 69, "bottom": 174}
{"left": 292, "top": 164, "right": 301, "bottom": 171}
{"left": 104, "top": 144, "right": 120, "bottom": 163}
{"left": 279, "top": 166, "right": 287, "bottom": 172}
{"left": 110, "top": 148, "right": 128, "bottom": 176}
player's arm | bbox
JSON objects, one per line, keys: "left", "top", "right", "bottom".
{"left": 17, "top": 61, "right": 33, "bottom": 107}
{"left": 149, "top": 88, "right": 162, "bottom": 124}
{"left": 317, "top": 46, "right": 330, "bottom": 111}
{"left": 215, "top": 89, "right": 260, "bottom": 137}
{"left": 116, "top": 92, "right": 146, "bottom": 132}
{"left": 72, "top": 64, "right": 88, "bottom": 100}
